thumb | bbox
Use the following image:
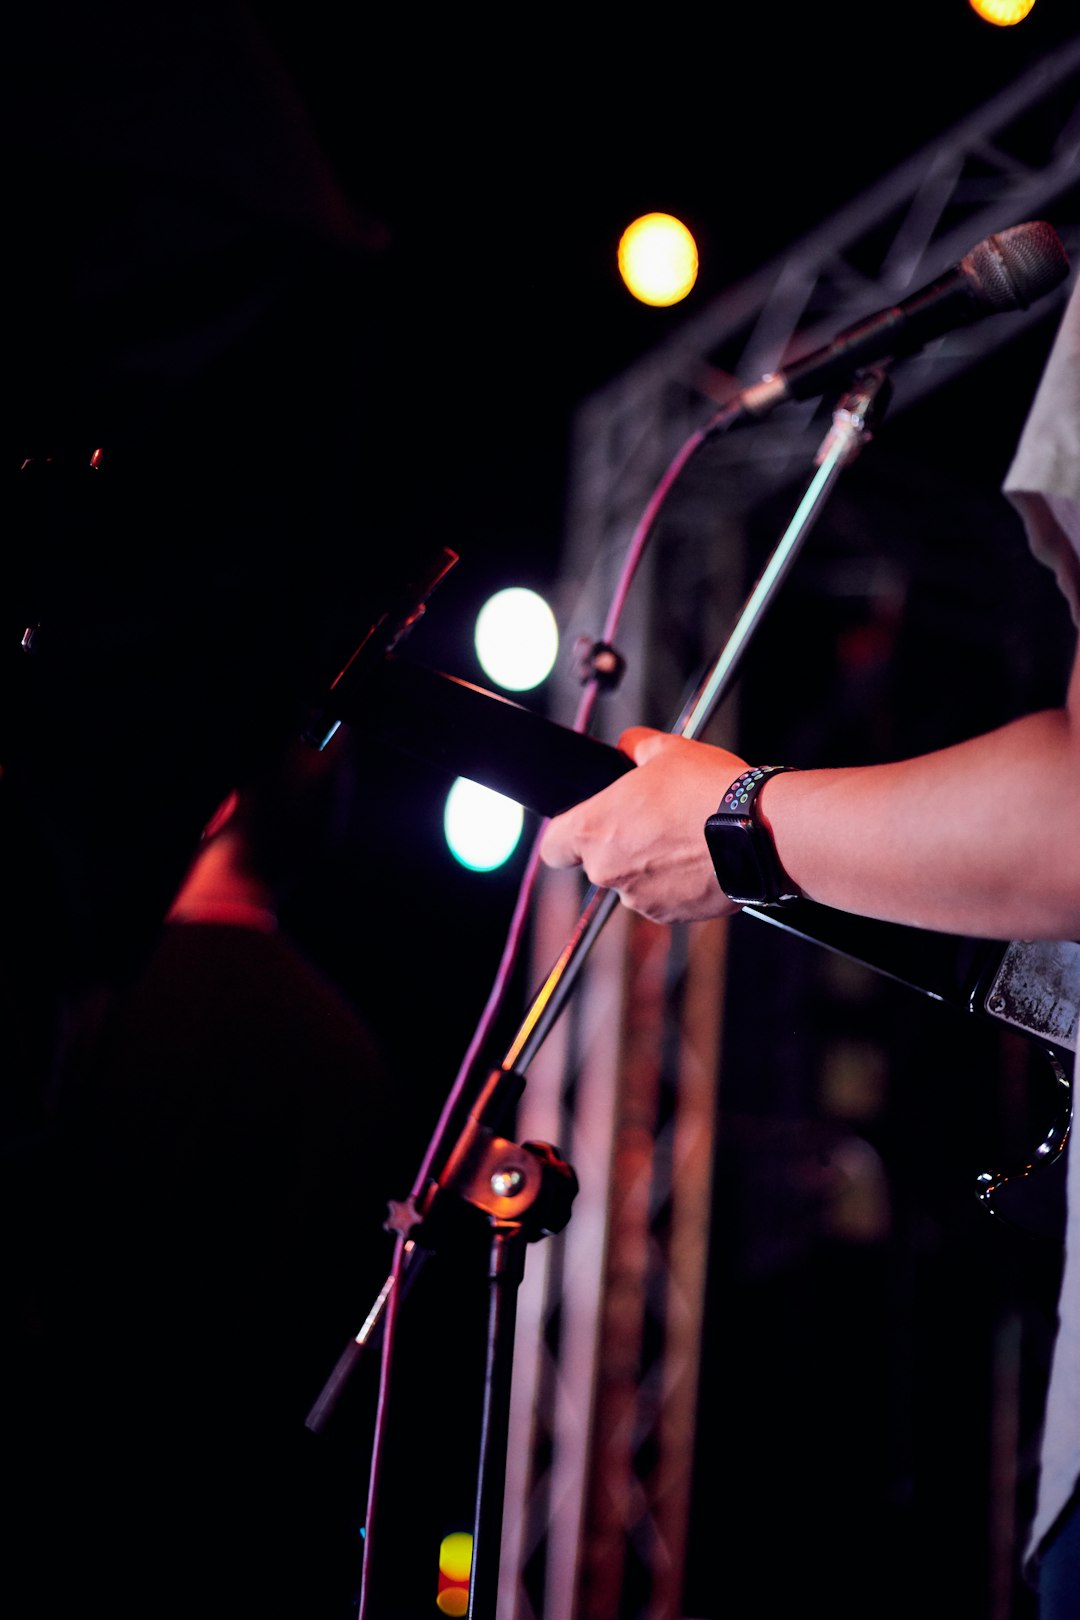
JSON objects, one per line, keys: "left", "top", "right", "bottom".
{"left": 538, "top": 809, "right": 581, "bottom": 871}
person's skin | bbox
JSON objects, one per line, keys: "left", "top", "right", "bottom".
{"left": 539, "top": 629, "right": 1080, "bottom": 945}
{"left": 165, "top": 810, "right": 278, "bottom": 929}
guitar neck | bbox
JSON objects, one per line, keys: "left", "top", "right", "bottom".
{"left": 742, "top": 901, "right": 994, "bottom": 1008}
{"left": 743, "top": 901, "right": 1079, "bottom": 1058}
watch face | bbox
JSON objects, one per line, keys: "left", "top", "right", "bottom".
{"left": 705, "top": 814, "right": 773, "bottom": 905}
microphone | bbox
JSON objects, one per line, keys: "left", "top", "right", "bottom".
{"left": 720, "top": 220, "right": 1070, "bottom": 425}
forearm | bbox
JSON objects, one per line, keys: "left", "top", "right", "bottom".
{"left": 761, "top": 704, "right": 1080, "bottom": 941}
{"left": 540, "top": 647, "right": 1080, "bottom": 940}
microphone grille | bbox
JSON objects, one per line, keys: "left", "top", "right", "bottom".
{"left": 964, "top": 221, "right": 1071, "bottom": 312}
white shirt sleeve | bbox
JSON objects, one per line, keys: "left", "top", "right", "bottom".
{"left": 1003, "top": 275, "right": 1080, "bottom": 625}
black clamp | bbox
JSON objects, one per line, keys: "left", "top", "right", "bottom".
{"left": 572, "top": 636, "right": 626, "bottom": 691}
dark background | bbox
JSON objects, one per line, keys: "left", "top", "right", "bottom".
{"left": 256, "top": 1, "right": 1079, "bottom": 521}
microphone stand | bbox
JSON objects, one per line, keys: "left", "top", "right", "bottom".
{"left": 312, "top": 368, "right": 892, "bottom": 1618}
{"left": 507, "top": 368, "right": 894, "bottom": 1068}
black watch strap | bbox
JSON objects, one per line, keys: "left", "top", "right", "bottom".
{"left": 704, "top": 765, "right": 800, "bottom": 906}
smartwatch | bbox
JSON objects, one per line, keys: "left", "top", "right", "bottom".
{"left": 704, "top": 765, "right": 800, "bottom": 906}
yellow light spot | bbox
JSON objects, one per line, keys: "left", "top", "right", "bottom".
{"left": 968, "top": 0, "right": 1036, "bottom": 23}
{"left": 437, "top": 1530, "right": 472, "bottom": 1616}
{"left": 440, "top": 1530, "right": 473, "bottom": 1582}
{"left": 436, "top": 1590, "right": 469, "bottom": 1617}
{"left": 617, "top": 212, "right": 699, "bottom": 308}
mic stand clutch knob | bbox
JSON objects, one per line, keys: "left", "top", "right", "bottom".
{"left": 397, "top": 1060, "right": 577, "bottom": 1238}
{"left": 386, "top": 1133, "right": 579, "bottom": 1250}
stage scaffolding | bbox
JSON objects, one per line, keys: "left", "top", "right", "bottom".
{"left": 499, "top": 44, "right": 1080, "bottom": 1620}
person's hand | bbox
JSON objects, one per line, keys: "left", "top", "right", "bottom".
{"left": 539, "top": 726, "right": 748, "bottom": 924}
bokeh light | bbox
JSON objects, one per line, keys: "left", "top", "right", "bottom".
{"left": 968, "top": 0, "right": 1036, "bottom": 21}
{"left": 443, "top": 778, "right": 524, "bottom": 871}
{"left": 474, "top": 586, "right": 559, "bottom": 692}
{"left": 436, "top": 1529, "right": 472, "bottom": 1616}
{"left": 439, "top": 1530, "right": 473, "bottom": 1582}
{"left": 617, "top": 212, "right": 699, "bottom": 307}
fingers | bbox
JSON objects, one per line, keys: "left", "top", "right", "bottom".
{"left": 538, "top": 810, "right": 581, "bottom": 870}
{"left": 541, "top": 729, "right": 699, "bottom": 871}
{"left": 541, "top": 729, "right": 664, "bottom": 870}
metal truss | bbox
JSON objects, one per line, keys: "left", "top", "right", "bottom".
{"left": 568, "top": 40, "right": 1080, "bottom": 550}
{"left": 499, "top": 43, "right": 1080, "bottom": 1620}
